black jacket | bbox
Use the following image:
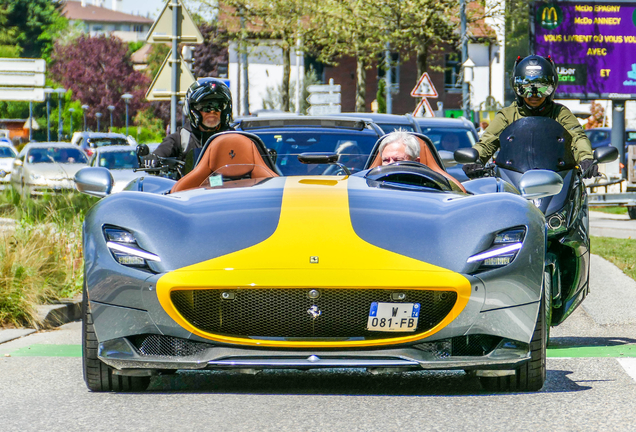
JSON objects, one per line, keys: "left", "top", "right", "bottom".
{"left": 153, "top": 120, "right": 234, "bottom": 160}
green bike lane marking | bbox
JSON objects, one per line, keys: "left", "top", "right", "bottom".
{"left": 2, "top": 343, "right": 636, "bottom": 358}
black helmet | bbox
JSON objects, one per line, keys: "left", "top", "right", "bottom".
{"left": 512, "top": 55, "right": 558, "bottom": 111}
{"left": 183, "top": 78, "right": 232, "bottom": 131}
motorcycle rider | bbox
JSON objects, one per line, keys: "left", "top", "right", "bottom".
{"left": 143, "top": 77, "right": 234, "bottom": 168}
{"left": 463, "top": 55, "right": 595, "bottom": 179}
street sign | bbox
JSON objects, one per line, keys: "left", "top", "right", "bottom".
{"left": 413, "top": 98, "right": 435, "bottom": 118}
{"left": 0, "top": 58, "right": 45, "bottom": 73}
{"left": 410, "top": 73, "right": 438, "bottom": 98}
{"left": 307, "top": 92, "right": 341, "bottom": 105}
{"left": 146, "top": 0, "right": 204, "bottom": 44}
{"left": 308, "top": 105, "right": 341, "bottom": 116}
{"left": 145, "top": 50, "right": 196, "bottom": 101}
{"left": 0, "top": 72, "right": 45, "bottom": 87}
{"left": 307, "top": 84, "right": 341, "bottom": 93}
{"left": 0, "top": 87, "right": 45, "bottom": 102}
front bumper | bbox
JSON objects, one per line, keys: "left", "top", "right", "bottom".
{"left": 98, "top": 335, "right": 530, "bottom": 375}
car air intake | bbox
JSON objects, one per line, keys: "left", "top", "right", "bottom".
{"left": 170, "top": 288, "right": 457, "bottom": 340}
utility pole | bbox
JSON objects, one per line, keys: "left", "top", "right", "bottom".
{"left": 461, "top": 0, "right": 470, "bottom": 120}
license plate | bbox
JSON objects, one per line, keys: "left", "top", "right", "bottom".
{"left": 367, "top": 302, "right": 420, "bottom": 332}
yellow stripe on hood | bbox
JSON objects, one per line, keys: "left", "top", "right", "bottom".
{"left": 157, "top": 176, "right": 471, "bottom": 347}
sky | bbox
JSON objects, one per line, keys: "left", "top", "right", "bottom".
{"left": 119, "top": 0, "right": 166, "bottom": 18}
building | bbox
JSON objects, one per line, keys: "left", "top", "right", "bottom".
{"left": 62, "top": 0, "right": 154, "bottom": 43}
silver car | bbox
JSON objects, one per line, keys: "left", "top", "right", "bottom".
{"left": 0, "top": 143, "right": 17, "bottom": 190}
{"left": 74, "top": 132, "right": 131, "bottom": 158}
{"left": 11, "top": 142, "right": 88, "bottom": 196}
{"left": 88, "top": 145, "right": 151, "bottom": 193}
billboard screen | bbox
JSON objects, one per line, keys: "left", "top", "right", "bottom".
{"left": 533, "top": 1, "right": 636, "bottom": 99}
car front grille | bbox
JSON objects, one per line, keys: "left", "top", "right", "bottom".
{"left": 170, "top": 288, "right": 457, "bottom": 340}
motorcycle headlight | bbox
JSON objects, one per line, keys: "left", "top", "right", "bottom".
{"left": 103, "top": 226, "right": 160, "bottom": 269}
{"left": 467, "top": 227, "right": 526, "bottom": 269}
{"left": 546, "top": 207, "right": 568, "bottom": 236}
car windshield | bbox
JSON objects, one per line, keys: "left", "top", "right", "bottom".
{"left": 88, "top": 137, "right": 128, "bottom": 148}
{"left": 0, "top": 147, "right": 16, "bottom": 158}
{"left": 585, "top": 130, "right": 610, "bottom": 144}
{"left": 420, "top": 128, "right": 476, "bottom": 152}
{"left": 27, "top": 147, "right": 88, "bottom": 164}
{"left": 252, "top": 131, "right": 378, "bottom": 175}
{"left": 378, "top": 124, "right": 415, "bottom": 133}
{"left": 95, "top": 150, "right": 139, "bottom": 169}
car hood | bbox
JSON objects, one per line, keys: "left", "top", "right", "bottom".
{"left": 110, "top": 169, "right": 146, "bottom": 193}
{"left": 28, "top": 163, "right": 87, "bottom": 179}
{"left": 85, "top": 175, "right": 546, "bottom": 276}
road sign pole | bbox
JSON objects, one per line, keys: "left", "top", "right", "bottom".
{"left": 171, "top": 1, "right": 180, "bottom": 134}
{"left": 29, "top": 101, "right": 32, "bottom": 141}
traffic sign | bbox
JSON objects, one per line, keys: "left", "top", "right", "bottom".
{"left": 410, "top": 72, "right": 438, "bottom": 98}
{"left": 413, "top": 98, "right": 435, "bottom": 118}
{"left": 308, "top": 105, "right": 341, "bottom": 115}
{"left": 146, "top": 0, "right": 204, "bottom": 44}
{"left": 0, "top": 87, "right": 45, "bottom": 102}
{"left": 307, "top": 92, "right": 341, "bottom": 105}
{"left": 307, "top": 84, "right": 341, "bottom": 93}
{"left": 145, "top": 50, "right": 197, "bottom": 101}
{"left": 0, "top": 58, "right": 45, "bottom": 73}
{"left": 0, "top": 72, "right": 45, "bottom": 87}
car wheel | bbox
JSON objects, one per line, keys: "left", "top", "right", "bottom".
{"left": 479, "top": 286, "right": 547, "bottom": 392}
{"left": 628, "top": 206, "right": 636, "bottom": 220}
{"left": 82, "top": 285, "right": 150, "bottom": 392}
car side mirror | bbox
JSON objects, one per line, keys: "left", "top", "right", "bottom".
{"left": 74, "top": 167, "right": 113, "bottom": 198}
{"left": 454, "top": 148, "right": 480, "bottom": 164}
{"left": 438, "top": 150, "right": 457, "bottom": 167}
{"left": 13, "top": 159, "right": 22, "bottom": 167}
{"left": 519, "top": 170, "right": 563, "bottom": 200}
{"left": 594, "top": 146, "right": 618, "bottom": 164}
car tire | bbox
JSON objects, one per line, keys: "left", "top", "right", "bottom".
{"left": 628, "top": 206, "right": 636, "bottom": 220}
{"left": 479, "top": 285, "right": 547, "bottom": 392}
{"left": 82, "top": 286, "right": 150, "bottom": 392}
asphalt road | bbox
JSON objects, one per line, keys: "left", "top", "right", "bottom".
{"left": 1, "top": 255, "right": 635, "bottom": 432}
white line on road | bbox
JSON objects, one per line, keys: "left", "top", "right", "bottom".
{"left": 617, "top": 358, "right": 636, "bottom": 382}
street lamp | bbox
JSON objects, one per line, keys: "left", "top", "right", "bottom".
{"left": 44, "top": 87, "right": 53, "bottom": 141}
{"left": 68, "top": 108, "right": 75, "bottom": 137}
{"left": 107, "top": 105, "right": 115, "bottom": 132}
{"left": 121, "top": 93, "right": 133, "bottom": 136}
{"left": 81, "top": 105, "right": 89, "bottom": 131}
{"left": 55, "top": 88, "right": 66, "bottom": 141}
{"left": 95, "top": 112, "right": 102, "bottom": 132}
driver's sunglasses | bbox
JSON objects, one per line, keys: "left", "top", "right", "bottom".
{"left": 194, "top": 100, "right": 227, "bottom": 112}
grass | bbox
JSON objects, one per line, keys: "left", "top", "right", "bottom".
{"left": 590, "top": 206, "right": 628, "bottom": 215}
{"left": 591, "top": 236, "right": 636, "bottom": 281}
{"left": 0, "top": 189, "right": 99, "bottom": 328}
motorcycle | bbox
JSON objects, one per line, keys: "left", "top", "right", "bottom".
{"left": 455, "top": 117, "right": 618, "bottom": 327}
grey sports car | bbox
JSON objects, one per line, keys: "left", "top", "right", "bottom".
{"left": 75, "top": 130, "right": 568, "bottom": 393}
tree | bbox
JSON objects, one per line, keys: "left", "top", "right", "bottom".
{"left": 0, "top": 2, "right": 21, "bottom": 58}
{"left": 0, "top": 0, "right": 68, "bottom": 61}
{"left": 49, "top": 35, "right": 150, "bottom": 130}
{"left": 586, "top": 102, "right": 606, "bottom": 129}
{"left": 192, "top": 23, "right": 229, "bottom": 79}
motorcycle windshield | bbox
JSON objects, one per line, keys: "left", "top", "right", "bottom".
{"left": 496, "top": 117, "right": 576, "bottom": 173}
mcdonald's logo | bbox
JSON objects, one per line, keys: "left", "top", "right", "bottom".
{"left": 538, "top": 4, "right": 563, "bottom": 30}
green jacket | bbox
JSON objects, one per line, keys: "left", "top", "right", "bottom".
{"left": 474, "top": 101, "right": 593, "bottom": 164}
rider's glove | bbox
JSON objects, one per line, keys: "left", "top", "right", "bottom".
{"left": 462, "top": 162, "right": 487, "bottom": 179}
{"left": 142, "top": 153, "right": 159, "bottom": 168}
{"left": 579, "top": 159, "right": 598, "bottom": 179}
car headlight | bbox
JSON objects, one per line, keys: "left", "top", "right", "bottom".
{"left": 467, "top": 227, "right": 526, "bottom": 269}
{"left": 103, "top": 226, "right": 160, "bottom": 269}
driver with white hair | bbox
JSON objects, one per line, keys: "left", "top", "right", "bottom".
{"left": 377, "top": 130, "right": 420, "bottom": 165}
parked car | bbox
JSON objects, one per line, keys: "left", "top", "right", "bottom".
{"left": 234, "top": 116, "right": 385, "bottom": 175}
{"left": 0, "top": 143, "right": 17, "bottom": 190}
{"left": 584, "top": 127, "right": 636, "bottom": 150}
{"left": 414, "top": 117, "right": 479, "bottom": 182}
{"left": 87, "top": 145, "right": 148, "bottom": 193}
{"left": 330, "top": 112, "right": 421, "bottom": 134}
{"left": 11, "top": 142, "right": 88, "bottom": 196}
{"left": 73, "top": 132, "right": 130, "bottom": 158}
{"left": 74, "top": 129, "right": 568, "bottom": 392}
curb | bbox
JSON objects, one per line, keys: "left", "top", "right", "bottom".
{"left": 35, "top": 297, "right": 83, "bottom": 330}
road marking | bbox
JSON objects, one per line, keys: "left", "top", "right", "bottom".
{"left": 547, "top": 344, "right": 636, "bottom": 357}
{"left": 617, "top": 358, "right": 636, "bottom": 382}
{"left": 5, "top": 344, "right": 81, "bottom": 357}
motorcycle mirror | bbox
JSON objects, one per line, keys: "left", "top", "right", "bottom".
{"left": 136, "top": 144, "right": 150, "bottom": 158}
{"left": 454, "top": 148, "right": 480, "bottom": 164}
{"left": 594, "top": 146, "right": 619, "bottom": 164}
